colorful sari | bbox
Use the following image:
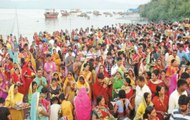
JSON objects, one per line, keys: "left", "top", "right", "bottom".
{"left": 134, "top": 96, "right": 153, "bottom": 120}
{"left": 30, "top": 92, "right": 49, "bottom": 120}
{"left": 148, "top": 80, "right": 164, "bottom": 95}
{"left": 60, "top": 100, "right": 73, "bottom": 120}
{"left": 169, "top": 74, "right": 178, "bottom": 95}
{"left": 30, "top": 92, "right": 40, "bottom": 120}
{"left": 80, "top": 70, "right": 93, "bottom": 99}
{"left": 75, "top": 78, "right": 90, "bottom": 94}
{"left": 112, "top": 77, "right": 124, "bottom": 98}
{"left": 22, "top": 51, "right": 36, "bottom": 70}
{"left": 92, "top": 80, "right": 109, "bottom": 104}
{"left": 52, "top": 53, "right": 61, "bottom": 71}
{"left": 92, "top": 105, "right": 112, "bottom": 120}
{"left": 63, "top": 75, "right": 76, "bottom": 103}
{"left": 152, "top": 95, "right": 169, "bottom": 120}
{"left": 12, "top": 72, "right": 21, "bottom": 84}
{"left": 20, "top": 62, "right": 35, "bottom": 95}
{"left": 74, "top": 88, "right": 91, "bottom": 120}
{"left": 166, "top": 65, "right": 178, "bottom": 77}
{"left": 5, "top": 85, "right": 24, "bottom": 120}
{"left": 0, "top": 73, "right": 8, "bottom": 99}
{"left": 44, "top": 61, "right": 56, "bottom": 84}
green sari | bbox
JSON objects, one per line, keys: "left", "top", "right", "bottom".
{"left": 112, "top": 77, "right": 124, "bottom": 98}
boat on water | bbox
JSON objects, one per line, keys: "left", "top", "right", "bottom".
{"left": 93, "top": 10, "right": 101, "bottom": 16}
{"left": 103, "top": 12, "right": 113, "bottom": 17}
{"left": 77, "top": 13, "right": 90, "bottom": 19}
{"left": 44, "top": 9, "right": 59, "bottom": 19}
{"left": 78, "top": 12, "right": 88, "bottom": 17}
{"left": 60, "top": 10, "right": 70, "bottom": 16}
{"left": 69, "top": 9, "right": 81, "bottom": 14}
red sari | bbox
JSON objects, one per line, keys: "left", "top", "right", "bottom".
{"left": 4, "top": 63, "right": 13, "bottom": 81}
{"left": 12, "top": 72, "right": 21, "bottom": 84}
{"left": 97, "top": 68, "right": 112, "bottom": 100}
{"left": 20, "top": 63, "right": 35, "bottom": 95}
{"left": 148, "top": 80, "right": 164, "bottom": 95}
{"left": 93, "top": 67, "right": 110, "bottom": 103}
{"left": 152, "top": 95, "right": 169, "bottom": 120}
{"left": 92, "top": 81, "right": 109, "bottom": 104}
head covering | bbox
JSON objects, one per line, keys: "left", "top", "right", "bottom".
{"left": 74, "top": 88, "right": 91, "bottom": 120}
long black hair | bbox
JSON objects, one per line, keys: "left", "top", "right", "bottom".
{"left": 118, "top": 90, "right": 127, "bottom": 115}
{"left": 143, "top": 106, "right": 154, "bottom": 119}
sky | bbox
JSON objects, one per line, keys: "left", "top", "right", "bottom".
{"left": 0, "top": 0, "right": 151, "bottom": 9}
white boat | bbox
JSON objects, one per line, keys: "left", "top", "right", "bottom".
{"left": 93, "top": 10, "right": 101, "bottom": 16}
{"left": 60, "top": 10, "right": 70, "bottom": 16}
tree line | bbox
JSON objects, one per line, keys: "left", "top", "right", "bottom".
{"left": 139, "top": 0, "right": 190, "bottom": 22}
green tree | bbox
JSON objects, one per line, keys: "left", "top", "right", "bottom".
{"left": 139, "top": 0, "right": 190, "bottom": 22}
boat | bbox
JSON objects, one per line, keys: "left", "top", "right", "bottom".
{"left": 93, "top": 10, "right": 101, "bottom": 16}
{"left": 69, "top": 9, "right": 81, "bottom": 14}
{"left": 44, "top": 9, "right": 59, "bottom": 19}
{"left": 77, "top": 12, "right": 88, "bottom": 17}
{"left": 103, "top": 12, "right": 113, "bottom": 17}
{"left": 60, "top": 10, "right": 70, "bottom": 16}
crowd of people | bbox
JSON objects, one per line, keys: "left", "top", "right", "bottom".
{"left": 0, "top": 18, "right": 190, "bottom": 120}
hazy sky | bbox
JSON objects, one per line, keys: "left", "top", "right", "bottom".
{"left": 0, "top": 0, "right": 151, "bottom": 9}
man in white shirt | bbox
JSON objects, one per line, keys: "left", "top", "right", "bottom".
{"left": 50, "top": 97, "right": 61, "bottom": 120}
{"left": 49, "top": 36, "right": 55, "bottom": 46}
{"left": 52, "top": 43, "right": 61, "bottom": 53}
{"left": 168, "top": 79, "right": 188, "bottom": 113}
{"left": 135, "top": 76, "right": 151, "bottom": 111}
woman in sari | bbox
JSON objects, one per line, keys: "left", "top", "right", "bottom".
{"left": 63, "top": 72, "right": 76, "bottom": 103}
{"left": 93, "top": 73, "right": 110, "bottom": 104}
{"left": 126, "top": 68, "right": 136, "bottom": 88}
{"left": 112, "top": 71, "right": 124, "bottom": 99}
{"left": 160, "top": 70, "right": 170, "bottom": 95}
{"left": 49, "top": 78, "right": 61, "bottom": 98}
{"left": 80, "top": 62, "right": 93, "bottom": 85}
{"left": 166, "top": 59, "right": 178, "bottom": 77}
{"left": 74, "top": 88, "right": 92, "bottom": 120}
{"left": 52, "top": 49, "right": 61, "bottom": 71}
{"left": 152, "top": 86, "right": 169, "bottom": 120}
{"left": 121, "top": 78, "right": 134, "bottom": 100}
{"left": 76, "top": 75, "right": 90, "bottom": 94}
{"left": 92, "top": 96, "right": 114, "bottom": 120}
{"left": 11, "top": 68, "right": 21, "bottom": 84}
{"left": 28, "top": 81, "right": 37, "bottom": 104}
{"left": 5, "top": 84, "right": 24, "bottom": 120}
{"left": 20, "top": 61, "right": 36, "bottom": 95}
{"left": 134, "top": 92, "right": 153, "bottom": 120}
{"left": 148, "top": 70, "right": 164, "bottom": 95}
{"left": 153, "top": 59, "right": 164, "bottom": 72}
{"left": 59, "top": 93, "right": 73, "bottom": 120}
{"left": 30, "top": 92, "right": 49, "bottom": 120}
{"left": 80, "top": 62, "right": 93, "bottom": 98}
{"left": 0, "top": 72, "right": 8, "bottom": 99}
{"left": 44, "top": 54, "right": 56, "bottom": 84}
{"left": 22, "top": 43, "right": 36, "bottom": 70}
{"left": 97, "top": 65, "right": 109, "bottom": 78}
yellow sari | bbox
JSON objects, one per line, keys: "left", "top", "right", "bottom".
{"left": 52, "top": 53, "right": 61, "bottom": 71}
{"left": 5, "top": 85, "right": 24, "bottom": 120}
{"left": 63, "top": 76, "right": 76, "bottom": 103}
{"left": 75, "top": 76, "right": 90, "bottom": 98}
{"left": 61, "top": 100, "right": 73, "bottom": 120}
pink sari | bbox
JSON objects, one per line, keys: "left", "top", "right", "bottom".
{"left": 169, "top": 74, "right": 178, "bottom": 95}
{"left": 44, "top": 61, "right": 56, "bottom": 84}
{"left": 74, "top": 88, "right": 91, "bottom": 120}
